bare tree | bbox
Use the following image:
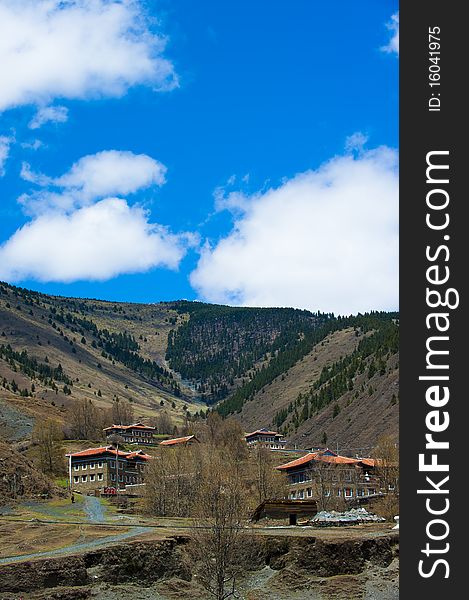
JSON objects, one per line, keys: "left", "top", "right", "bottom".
{"left": 151, "top": 411, "right": 174, "bottom": 435}
{"left": 112, "top": 397, "right": 134, "bottom": 425}
{"left": 69, "top": 398, "right": 102, "bottom": 440}
{"left": 144, "top": 445, "right": 202, "bottom": 517}
{"left": 253, "top": 446, "right": 288, "bottom": 505}
{"left": 190, "top": 449, "right": 248, "bottom": 600}
{"left": 308, "top": 460, "right": 337, "bottom": 511}
{"left": 371, "top": 435, "right": 399, "bottom": 520}
{"left": 32, "top": 419, "right": 65, "bottom": 475}
{"left": 373, "top": 435, "right": 399, "bottom": 493}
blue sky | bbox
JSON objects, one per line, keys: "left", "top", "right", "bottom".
{"left": 0, "top": 0, "right": 399, "bottom": 314}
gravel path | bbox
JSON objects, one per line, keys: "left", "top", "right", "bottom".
{"left": 84, "top": 495, "right": 106, "bottom": 523}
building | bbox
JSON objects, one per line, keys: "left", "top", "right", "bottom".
{"left": 251, "top": 499, "right": 318, "bottom": 525}
{"left": 67, "top": 446, "right": 151, "bottom": 493}
{"left": 103, "top": 423, "right": 156, "bottom": 445}
{"left": 159, "top": 435, "right": 199, "bottom": 447}
{"left": 245, "top": 428, "right": 287, "bottom": 450}
{"left": 276, "top": 449, "right": 383, "bottom": 504}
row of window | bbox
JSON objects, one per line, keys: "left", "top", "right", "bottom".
{"left": 289, "top": 471, "right": 356, "bottom": 485}
{"left": 290, "top": 487, "right": 377, "bottom": 499}
{"left": 74, "top": 474, "right": 104, "bottom": 483}
{"left": 109, "top": 474, "right": 138, "bottom": 483}
{"left": 73, "top": 461, "right": 104, "bottom": 471}
{"left": 73, "top": 473, "right": 139, "bottom": 484}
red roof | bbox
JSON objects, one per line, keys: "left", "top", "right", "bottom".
{"left": 276, "top": 450, "right": 359, "bottom": 471}
{"left": 276, "top": 452, "right": 319, "bottom": 470}
{"left": 66, "top": 446, "right": 151, "bottom": 461}
{"left": 159, "top": 435, "right": 197, "bottom": 446}
{"left": 245, "top": 429, "right": 282, "bottom": 438}
{"left": 103, "top": 423, "right": 155, "bottom": 432}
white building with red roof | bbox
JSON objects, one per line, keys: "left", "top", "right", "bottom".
{"left": 103, "top": 423, "right": 156, "bottom": 445}
{"left": 66, "top": 446, "right": 151, "bottom": 493}
{"left": 276, "top": 449, "right": 383, "bottom": 503}
{"left": 245, "top": 428, "right": 287, "bottom": 450}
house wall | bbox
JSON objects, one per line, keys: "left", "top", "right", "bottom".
{"left": 70, "top": 457, "right": 147, "bottom": 492}
{"left": 285, "top": 464, "right": 380, "bottom": 504}
{"left": 104, "top": 429, "right": 155, "bottom": 445}
{"left": 71, "top": 457, "right": 110, "bottom": 492}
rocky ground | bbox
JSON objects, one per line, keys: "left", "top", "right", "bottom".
{"left": 0, "top": 529, "right": 399, "bottom": 600}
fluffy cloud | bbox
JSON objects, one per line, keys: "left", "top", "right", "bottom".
{"left": 191, "top": 146, "right": 398, "bottom": 315}
{"left": 20, "top": 150, "right": 167, "bottom": 214}
{"left": 0, "top": 0, "right": 177, "bottom": 112}
{"left": 0, "top": 198, "right": 190, "bottom": 282}
{"left": 0, "top": 149, "right": 194, "bottom": 283}
{"left": 0, "top": 135, "right": 13, "bottom": 176}
{"left": 382, "top": 12, "right": 399, "bottom": 56}
{"left": 29, "top": 105, "right": 69, "bottom": 129}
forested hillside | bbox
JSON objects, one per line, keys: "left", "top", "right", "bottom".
{"left": 236, "top": 316, "right": 399, "bottom": 452}
{"left": 166, "top": 301, "right": 333, "bottom": 403}
{"left": 0, "top": 280, "right": 399, "bottom": 471}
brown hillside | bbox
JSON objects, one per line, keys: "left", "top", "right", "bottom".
{"left": 0, "top": 286, "right": 199, "bottom": 441}
{"left": 288, "top": 353, "right": 399, "bottom": 454}
{"left": 237, "top": 328, "right": 361, "bottom": 431}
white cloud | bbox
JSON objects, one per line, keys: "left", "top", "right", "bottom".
{"left": 20, "top": 150, "right": 167, "bottom": 214}
{"left": 382, "top": 12, "right": 399, "bottom": 56}
{"left": 191, "top": 146, "right": 398, "bottom": 315}
{"left": 0, "top": 198, "right": 191, "bottom": 282}
{"left": 29, "top": 105, "right": 69, "bottom": 129}
{"left": 0, "top": 135, "right": 13, "bottom": 176}
{"left": 20, "top": 139, "right": 44, "bottom": 151}
{"left": 345, "top": 132, "right": 369, "bottom": 154}
{"left": 0, "top": 0, "right": 178, "bottom": 112}
{"left": 0, "top": 149, "right": 194, "bottom": 283}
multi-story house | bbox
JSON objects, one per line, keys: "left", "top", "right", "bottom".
{"left": 245, "top": 428, "right": 287, "bottom": 450}
{"left": 103, "top": 423, "right": 156, "bottom": 445}
{"left": 276, "top": 449, "right": 386, "bottom": 506}
{"left": 67, "top": 446, "right": 151, "bottom": 493}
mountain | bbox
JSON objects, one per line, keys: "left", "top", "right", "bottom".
{"left": 0, "top": 280, "right": 398, "bottom": 459}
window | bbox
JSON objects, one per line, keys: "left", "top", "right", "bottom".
{"left": 110, "top": 461, "right": 115, "bottom": 468}
{"left": 98, "top": 474, "right": 103, "bottom": 481}
{"left": 98, "top": 462, "right": 103, "bottom": 468}
{"left": 306, "top": 488, "right": 312, "bottom": 497}
{"left": 110, "top": 474, "right": 116, "bottom": 481}
{"left": 119, "top": 475, "right": 124, "bottom": 482}
{"left": 298, "top": 490, "right": 304, "bottom": 499}
{"left": 81, "top": 464, "right": 87, "bottom": 470}
{"left": 74, "top": 465, "right": 79, "bottom": 471}
{"left": 368, "top": 488, "right": 376, "bottom": 496}
{"left": 90, "top": 462, "right": 95, "bottom": 469}
{"left": 90, "top": 474, "right": 95, "bottom": 482}
{"left": 291, "top": 491, "right": 297, "bottom": 499}
{"left": 357, "top": 488, "right": 365, "bottom": 497}
{"left": 344, "top": 488, "right": 353, "bottom": 498}
{"left": 81, "top": 475, "right": 87, "bottom": 482}
{"left": 337, "top": 488, "right": 341, "bottom": 496}
{"left": 73, "top": 476, "right": 79, "bottom": 483}
{"left": 324, "top": 489, "right": 331, "bottom": 497}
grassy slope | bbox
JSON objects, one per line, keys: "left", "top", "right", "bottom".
{"left": 237, "top": 328, "right": 360, "bottom": 431}
{"left": 0, "top": 285, "right": 198, "bottom": 442}
{"left": 237, "top": 328, "right": 399, "bottom": 452}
